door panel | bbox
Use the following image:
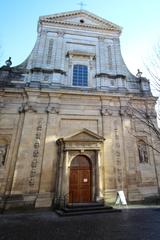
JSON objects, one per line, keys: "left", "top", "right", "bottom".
{"left": 69, "top": 169, "right": 79, "bottom": 203}
{"left": 79, "top": 169, "right": 90, "bottom": 202}
{"left": 69, "top": 156, "right": 91, "bottom": 203}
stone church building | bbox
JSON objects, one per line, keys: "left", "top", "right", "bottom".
{"left": 0, "top": 10, "right": 159, "bottom": 210}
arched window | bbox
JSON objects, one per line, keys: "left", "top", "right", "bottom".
{"left": 137, "top": 140, "right": 148, "bottom": 163}
{"left": 73, "top": 65, "right": 88, "bottom": 86}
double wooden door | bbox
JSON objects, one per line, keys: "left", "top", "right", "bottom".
{"left": 69, "top": 155, "right": 91, "bottom": 203}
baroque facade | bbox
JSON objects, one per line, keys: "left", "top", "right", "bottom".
{"left": 0, "top": 10, "right": 159, "bottom": 210}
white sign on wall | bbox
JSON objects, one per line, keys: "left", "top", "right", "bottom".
{"left": 115, "top": 190, "right": 127, "bottom": 205}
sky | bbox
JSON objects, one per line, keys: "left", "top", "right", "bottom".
{"left": 0, "top": 0, "right": 160, "bottom": 79}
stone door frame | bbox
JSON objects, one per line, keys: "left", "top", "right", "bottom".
{"left": 56, "top": 129, "right": 105, "bottom": 205}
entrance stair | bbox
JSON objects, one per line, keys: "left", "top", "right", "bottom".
{"left": 55, "top": 202, "right": 121, "bottom": 216}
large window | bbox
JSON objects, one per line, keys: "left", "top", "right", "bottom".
{"left": 73, "top": 65, "right": 88, "bottom": 86}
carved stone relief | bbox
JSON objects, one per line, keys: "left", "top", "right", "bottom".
{"left": 65, "top": 142, "right": 100, "bottom": 151}
{"left": 46, "top": 104, "right": 59, "bottom": 114}
{"left": 29, "top": 118, "right": 43, "bottom": 186}
{"left": 114, "top": 120, "right": 123, "bottom": 189}
{"left": 119, "top": 106, "right": 132, "bottom": 117}
{"left": 18, "top": 103, "right": 37, "bottom": 113}
{"left": 57, "top": 31, "right": 65, "bottom": 37}
{"left": 101, "top": 107, "right": 112, "bottom": 116}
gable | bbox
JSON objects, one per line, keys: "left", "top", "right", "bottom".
{"left": 40, "top": 10, "right": 122, "bottom": 32}
{"left": 60, "top": 15, "right": 100, "bottom": 26}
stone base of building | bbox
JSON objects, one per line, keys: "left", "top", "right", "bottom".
{"left": 0, "top": 190, "right": 160, "bottom": 212}
{"left": 128, "top": 188, "right": 144, "bottom": 202}
{"left": 0, "top": 194, "right": 36, "bottom": 212}
{"left": 35, "top": 192, "right": 54, "bottom": 208}
{"left": 104, "top": 189, "right": 117, "bottom": 204}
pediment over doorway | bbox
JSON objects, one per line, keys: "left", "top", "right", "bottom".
{"left": 57, "top": 128, "right": 105, "bottom": 144}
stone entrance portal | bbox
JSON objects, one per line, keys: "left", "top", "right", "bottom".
{"left": 69, "top": 155, "right": 91, "bottom": 203}
{"left": 56, "top": 128, "right": 105, "bottom": 205}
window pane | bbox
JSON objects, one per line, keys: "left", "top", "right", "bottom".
{"left": 73, "top": 65, "right": 88, "bottom": 86}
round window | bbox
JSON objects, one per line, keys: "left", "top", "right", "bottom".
{"left": 80, "top": 19, "right": 84, "bottom": 23}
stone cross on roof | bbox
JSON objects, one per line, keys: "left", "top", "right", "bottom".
{"left": 77, "top": 1, "right": 87, "bottom": 10}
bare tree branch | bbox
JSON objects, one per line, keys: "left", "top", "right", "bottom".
{"left": 127, "top": 103, "right": 160, "bottom": 153}
{"left": 127, "top": 128, "right": 160, "bottom": 154}
{"left": 145, "top": 41, "right": 160, "bottom": 95}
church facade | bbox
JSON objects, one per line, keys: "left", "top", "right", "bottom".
{"left": 0, "top": 10, "right": 159, "bottom": 210}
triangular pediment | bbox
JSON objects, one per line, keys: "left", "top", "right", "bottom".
{"left": 62, "top": 128, "right": 105, "bottom": 142}
{"left": 40, "top": 10, "right": 121, "bottom": 32}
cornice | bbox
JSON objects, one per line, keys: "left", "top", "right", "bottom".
{"left": 0, "top": 87, "right": 155, "bottom": 101}
{"left": 42, "top": 23, "right": 120, "bottom": 36}
{"left": 40, "top": 19, "right": 120, "bottom": 33}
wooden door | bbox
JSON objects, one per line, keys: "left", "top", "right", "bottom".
{"left": 69, "top": 155, "right": 91, "bottom": 203}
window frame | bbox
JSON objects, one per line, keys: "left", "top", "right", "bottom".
{"left": 72, "top": 64, "right": 88, "bottom": 87}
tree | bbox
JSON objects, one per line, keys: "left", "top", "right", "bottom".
{"left": 128, "top": 41, "right": 160, "bottom": 153}
{"left": 146, "top": 41, "right": 160, "bottom": 95}
{"left": 127, "top": 102, "right": 160, "bottom": 154}
{"left": 145, "top": 41, "right": 160, "bottom": 124}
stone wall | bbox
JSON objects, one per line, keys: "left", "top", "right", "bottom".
{"left": 0, "top": 88, "right": 159, "bottom": 209}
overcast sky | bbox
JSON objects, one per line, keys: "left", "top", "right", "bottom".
{"left": 0, "top": 0, "right": 160, "bottom": 79}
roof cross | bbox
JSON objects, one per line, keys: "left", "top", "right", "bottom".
{"left": 77, "top": 1, "right": 87, "bottom": 10}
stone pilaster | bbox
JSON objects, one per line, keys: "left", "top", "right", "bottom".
{"left": 32, "top": 30, "right": 47, "bottom": 68}
{"left": 120, "top": 99, "right": 142, "bottom": 201}
{"left": 98, "top": 37, "right": 106, "bottom": 73}
{"left": 35, "top": 105, "right": 60, "bottom": 208}
{"left": 54, "top": 32, "right": 65, "bottom": 70}
{"left": 10, "top": 109, "right": 48, "bottom": 206}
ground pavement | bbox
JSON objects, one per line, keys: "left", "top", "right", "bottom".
{"left": 0, "top": 206, "right": 160, "bottom": 240}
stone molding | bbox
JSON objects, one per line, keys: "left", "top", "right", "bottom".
{"left": 57, "top": 31, "right": 65, "bottom": 37}
{"left": 64, "top": 142, "right": 101, "bottom": 151}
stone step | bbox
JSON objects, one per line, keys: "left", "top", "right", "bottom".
{"left": 55, "top": 203, "right": 121, "bottom": 216}
{"left": 62, "top": 205, "right": 112, "bottom": 213}
{"left": 56, "top": 208, "right": 120, "bottom": 216}
{"left": 67, "top": 202, "right": 105, "bottom": 209}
